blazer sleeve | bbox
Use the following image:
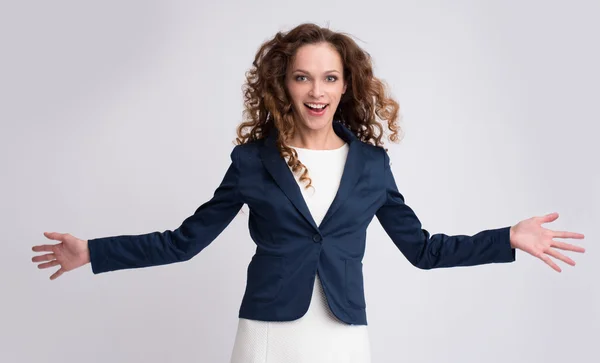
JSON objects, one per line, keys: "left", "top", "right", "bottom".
{"left": 87, "top": 146, "right": 245, "bottom": 274}
{"left": 375, "top": 149, "right": 516, "bottom": 270}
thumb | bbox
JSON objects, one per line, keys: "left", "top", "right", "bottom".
{"left": 43, "top": 231, "right": 64, "bottom": 241}
{"left": 539, "top": 212, "right": 559, "bottom": 223}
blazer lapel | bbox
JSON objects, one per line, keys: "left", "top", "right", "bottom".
{"left": 260, "top": 128, "right": 320, "bottom": 231}
{"left": 259, "top": 120, "right": 366, "bottom": 233}
{"left": 318, "top": 121, "right": 366, "bottom": 229}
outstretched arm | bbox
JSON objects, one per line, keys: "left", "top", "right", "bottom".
{"left": 375, "top": 150, "right": 586, "bottom": 272}
{"left": 87, "top": 147, "right": 244, "bottom": 274}
{"left": 375, "top": 149, "right": 515, "bottom": 270}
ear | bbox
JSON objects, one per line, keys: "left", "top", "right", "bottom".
{"left": 342, "top": 80, "right": 347, "bottom": 94}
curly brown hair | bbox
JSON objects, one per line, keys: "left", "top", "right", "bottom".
{"left": 235, "top": 23, "right": 403, "bottom": 189}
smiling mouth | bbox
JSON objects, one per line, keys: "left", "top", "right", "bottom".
{"left": 304, "top": 103, "right": 329, "bottom": 111}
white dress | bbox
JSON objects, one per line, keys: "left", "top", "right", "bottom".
{"left": 229, "top": 142, "right": 372, "bottom": 363}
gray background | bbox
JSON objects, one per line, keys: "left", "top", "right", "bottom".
{"left": 3, "top": 0, "right": 598, "bottom": 362}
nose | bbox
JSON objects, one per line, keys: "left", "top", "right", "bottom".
{"left": 309, "top": 80, "right": 324, "bottom": 98}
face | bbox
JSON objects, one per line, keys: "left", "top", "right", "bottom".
{"left": 285, "top": 42, "right": 347, "bottom": 131}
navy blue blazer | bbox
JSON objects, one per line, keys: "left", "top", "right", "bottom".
{"left": 88, "top": 120, "right": 516, "bottom": 325}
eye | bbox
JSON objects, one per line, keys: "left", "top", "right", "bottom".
{"left": 326, "top": 76, "right": 338, "bottom": 82}
{"left": 295, "top": 75, "right": 307, "bottom": 82}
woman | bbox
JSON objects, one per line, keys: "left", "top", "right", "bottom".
{"left": 32, "top": 23, "right": 586, "bottom": 363}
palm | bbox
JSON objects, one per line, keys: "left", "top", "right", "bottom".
{"left": 32, "top": 232, "right": 90, "bottom": 280}
{"left": 53, "top": 238, "right": 84, "bottom": 269}
{"left": 510, "top": 212, "right": 586, "bottom": 272}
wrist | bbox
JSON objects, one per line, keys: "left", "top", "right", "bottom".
{"left": 509, "top": 226, "right": 515, "bottom": 249}
{"left": 83, "top": 239, "right": 91, "bottom": 264}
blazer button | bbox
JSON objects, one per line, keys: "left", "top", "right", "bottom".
{"left": 312, "top": 234, "right": 322, "bottom": 243}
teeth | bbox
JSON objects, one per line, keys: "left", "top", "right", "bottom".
{"left": 306, "top": 103, "right": 327, "bottom": 109}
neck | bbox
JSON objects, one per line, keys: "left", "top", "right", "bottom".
{"left": 287, "top": 122, "right": 345, "bottom": 150}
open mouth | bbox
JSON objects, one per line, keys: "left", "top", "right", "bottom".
{"left": 304, "top": 103, "right": 329, "bottom": 111}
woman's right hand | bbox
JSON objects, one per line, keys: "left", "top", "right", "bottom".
{"left": 32, "top": 232, "right": 91, "bottom": 280}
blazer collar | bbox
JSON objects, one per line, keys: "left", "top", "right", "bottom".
{"left": 259, "top": 120, "right": 366, "bottom": 233}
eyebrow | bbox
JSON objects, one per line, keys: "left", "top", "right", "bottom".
{"left": 292, "top": 69, "right": 341, "bottom": 75}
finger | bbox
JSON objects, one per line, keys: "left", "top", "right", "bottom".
{"left": 38, "top": 260, "right": 60, "bottom": 269}
{"left": 32, "top": 253, "right": 56, "bottom": 263}
{"left": 552, "top": 230, "right": 585, "bottom": 239}
{"left": 50, "top": 268, "right": 65, "bottom": 280}
{"left": 539, "top": 254, "right": 562, "bottom": 273}
{"left": 538, "top": 212, "right": 559, "bottom": 223}
{"left": 32, "top": 245, "right": 56, "bottom": 253}
{"left": 43, "top": 232, "right": 65, "bottom": 241}
{"left": 545, "top": 249, "right": 576, "bottom": 266}
{"left": 551, "top": 240, "right": 586, "bottom": 253}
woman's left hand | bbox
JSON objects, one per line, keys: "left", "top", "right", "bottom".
{"left": 509, "top": 212, "right": 586, "bottom": 272}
